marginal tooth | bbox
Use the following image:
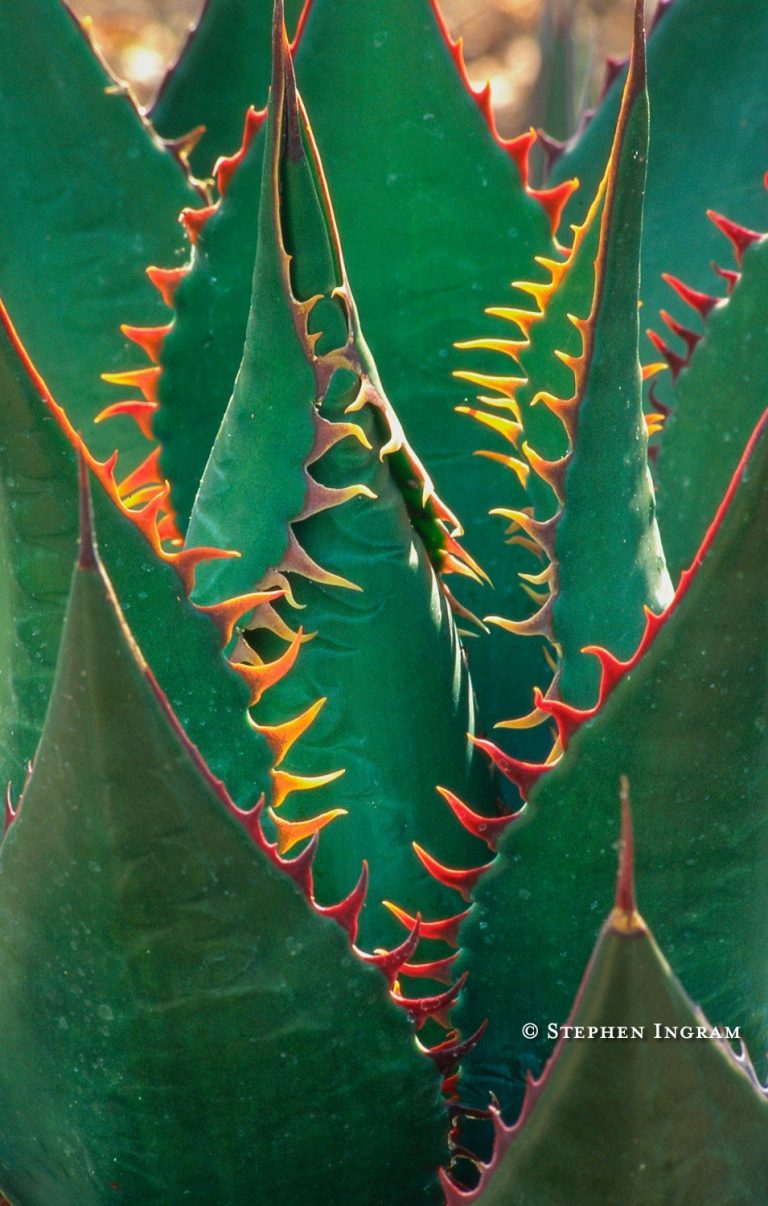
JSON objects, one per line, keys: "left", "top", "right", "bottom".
{"left": 713, "top": 264, "right": 740, "bottom": 294}
{"left": 454, "top": 337, "right": 528, "bottom": 363}
{"left": 567, "top": 312, "right": 590, "bottom": 337}
{"left": 453, "top": 371, "right": 526, "bottom": 400}
{"left": 268, "top": 805, "right": 347, "bottom": 854}
{"left": 647, "top": 329, "right": 687, "bottom": 379}
{"left": 391, "top": 971, "right": 468, "bottom": 1030}
{"left": 102, "top": 366, "right": 162, "bottom": 405}
{"left": 660, "top": 310, "right": 702, "bottom": 358}
{"left": 511, "top": 279, "right": 553, "bottom": 310}
{"left": 412, "top": 843, "right": 494, "bottom": 902}
{"left": 533, "top": 254, "right": 568, "bottom": 287}
{"left": 94, "top": 399, "right": 157, "bottom": 440}
{"left": 471, "top": 735, "right": 552, "bottom": 799}
{"left": 163, "top": 123, "right": 206, "bottom": 164}
{"left": 194, "top": 588, "right": 284, "bottom": 645}
{"left": 504, "top": 129, "right": 537, "bottom": 182}
{"left": 475, "top": 449, "right": 529, "bottom": 488}
{"left": 507, "top": 534, "right": 545, "bottom": 559}
{"left": 230, "top": 627, "right": 304, "bottom": 706}
{"left": 356, "top": 919, "right": 421, "bottom": 986}
{"left": 253, "top": 697, "right": 326, "bottom": 766}
{"left": 529, "top": 178, "right": 579, "bottom": 233}
{"left": 295, "top": 476, "right": 376, "bottom": 522}
{"left": 519, "top": 582, "right": 550, "bottom": 606}
{"left": 307, "top": 413, "right": 372, "bottom": 462}
{"left": 382, "top": 901, "right": 471, "bottom": 949}
{"left": 456, "top": 407, "right": 522, "bottom": 447}
{"left": 116, "top": 448, "right": 163, "bottom": 499}
{"left": 425, "top": 1020, "right": 489, "bottom": 1073}
{"left": 554, "top": 348, "right": 582, "bottom": 373}
{"left": 487, "top": 595, "right": 555, "bottom": 641}
{"left": 489, "top": 508, "right": 558, "bottom": 559}
{"left": 146, "top": 265, "right": 188, "bottom": 307}
{"left": 641, "top": 361, "right": 668, "bottom": 381}
{"left": 399, "top": 953, "right": 458, "bottom": 986}
{"left": 271, "top": 765, "right": 345, "bottom": 810}
{"left": 440, "top": 551, "right": 484, "bottom": 585}
{"left": 519, "top": 563, "right": 555, "bottom": 588}
{"left": 169, "top": 545, "right": 240, "bottom": 594}
{"left": 120, "top": 322, "right": 172, "bottom": 364}
{"left": 279, "top": 529, "right": 362, "bottom": 592}
{"left": 484, "top": 306, "right": 537, "bottom": 338}
{"left": 436, "top": 786, "right": 518, "bottom": 850}
{"left": 531, "top": 389, "right": 579, "bottom": 440}
{"left": 246, "top": 601, "right": 302, "bottom": 643}
{"left": 521, "top": 440, "right": 570, "bottom": 502}
{"left": 495, "top": 703, "right": 549, "bottom": 731}
{"left": 314, "top": 862, "right": 368, "bottom": 943}
{"left": 662, "top": 272, "right": 718, "bottom": 318}
{"left": 441, "top": 533, "right": 490, "bottom": 586}
{"left": 472, "top": 394, "right": 523, "bottom": 422}
{"left": 706, "top": 209, "right": 762, "bottom": 265}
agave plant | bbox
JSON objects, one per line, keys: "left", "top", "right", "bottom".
{"left": 0, "top": 0, "right": 766, "bottom": 1200}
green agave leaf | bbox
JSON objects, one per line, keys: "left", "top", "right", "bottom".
{"left": 455, "top": 408, "right": 768, "bottom": 1118}
{"left": 0, "top": 301, "right": 275, "bottom": 808}
{"left": 150, "top": 0, "right": 306, "bottom": 179}
{"left": 0, "top": 0, "right": 198, "bottom": 469}
{"left": 444, "top": 799, "right": 768, "bottom": 1204}
{"left": 141, "top": 0, "right": 570, "bottom": 745}
{"left": 0, "top": 494, "right": 446, "bottom": 1204}
{"left": 551, "top": 0, "right": 768, "bottom": 405}
{"left": 186, "top": 12, "right": 495, "bottom": 953}
{"left": 655, "top": 215, "right": 768, "bottom": 580}
{"left": 458, "top": 3, "right": 671, "bottom": 726}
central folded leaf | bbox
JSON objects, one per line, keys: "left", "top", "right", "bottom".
{"left": 185, "top": 9, "right": 495, "bottom": 951}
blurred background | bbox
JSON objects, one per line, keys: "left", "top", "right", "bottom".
{"left": 67, "top": 0, "right": 647, "bottom": 143}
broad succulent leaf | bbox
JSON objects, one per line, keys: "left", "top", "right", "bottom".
{"left": 0, "top": 0, "right": 199, "bottom": 468}
{"left": 185, "top": 13, "right": 495, "bottom": 952}
{"left": 139, "top": 0, "right": 572, "bottom": 743}
{"left": 456, "top": 410, "right": 768, "bottom": 1117}
{"left": 459, "top": 4, "right": 671, "bottom": 721}
{"left": 150, "top": 0, "right": 306, "bottom": 178}
{"left": 551, "top": 0, "right": 768, "bottom": 401}
{"left": 445, "top": 799, "right": 768, "bottom": 1204}
{"left": 654, "top": 209, "right": 768, "bottom": 579}
{"left": 0, "top": 496, "right": 446, "bottom": 1204}
{"left": 0, "top": 302, "right": 276, "bottom": 809}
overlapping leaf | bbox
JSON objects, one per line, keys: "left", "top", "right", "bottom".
{"left": 185, "top": 10, "right": 496, "bottom": 952}
{"left": 150, "top": 0, "right": 306, "bottom": 178}
{"left": 0, "top": 302, "right": 276, "bottom": 808}
{"left": 0, "top": 0, "right": 198, "bottom": 468}
{"left": 445, "top": 798, "right": 768, "bottom": 1203}
{"left": 0, "top": 500, "right": 446, "bottom": 1204}
{"left": 551, "top": 0, "right": 768, "bottom": 406}
{"left": 456, "top": 410, "right": 768, "bottom": 1118}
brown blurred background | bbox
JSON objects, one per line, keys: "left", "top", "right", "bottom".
{"left": 68, "top": 0, "right": 647, "bottom": 141}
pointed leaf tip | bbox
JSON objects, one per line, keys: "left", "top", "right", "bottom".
{"left": 615, "top": 776, "right": 638, "bottom": 920}
{"left": 77, "top": 454, "right": 98, "bottom": 572}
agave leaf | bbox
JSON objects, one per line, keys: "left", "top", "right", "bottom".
{"left": 455, "top": 409, "right": 768, "bottom": 1117}
{"left": 0, "top": 0, "right": 198, "bottom": 469}
{"left": 185, "top": 10, "right": 495, "bottom": 952}
{"left": 0, "top": 302, "right": 275, "bottom": 808}
{"left": 0, "top": 489, "right": 446, "bottom": 1204}
{"left": 459, "top": 2, "right": 671, "bottom": 724}
{"left": 445, "top": 796, "right": 768, "bottom": 1204}
{"left": 551, "top": 0, "right": 768, "bottom": 405}
{"left": 150, "top": 0, "right": 306, "bottom": 178}
{"left": 655, "top": 215, "right": 768, "bottom": 580}
{"left": 139, "top": 0, "right": 569, "bottom": 743}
